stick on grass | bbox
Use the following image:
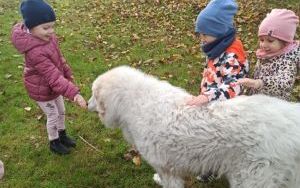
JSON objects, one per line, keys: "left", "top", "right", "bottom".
{"left": 79, "top": 135, "right": 101, "bottom": 153}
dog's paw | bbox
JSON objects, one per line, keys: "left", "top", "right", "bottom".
{"left": 153, "top": 173, "right": 162, "bottom": 186}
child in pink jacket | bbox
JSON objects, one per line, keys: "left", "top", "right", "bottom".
{"left": 11, "top": 0, "right": 87, "bottom": 155}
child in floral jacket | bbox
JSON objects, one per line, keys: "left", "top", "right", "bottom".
{"left": 185, "top": 0, "right": 250, "bottom": 184}
{"left": 152, "top": 0, "right": 249, "bottom": 185}
{"left": 187, "top": 0, "right": 249, "bottom": 106}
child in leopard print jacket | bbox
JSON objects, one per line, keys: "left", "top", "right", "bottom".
{"left": 238, "top": 9, "right": 299, "bottom": 101}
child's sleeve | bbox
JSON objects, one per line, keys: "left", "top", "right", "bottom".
{"left": 53, "top": 36, "right": 74, "bottom": 81}
{"left": 29, "top": 50, "right": 79, "bottom": 101}
{"left": 259, "top": 62, "right": 297, "bottom": 97}
{"left": 61, "top": 57, "right": 73, "bottom": 81}
{"left": 202, "top": 53, "right": 249, "bottom": 101}
{"left": 296, "top": 48, "right": 300, "bottom": 70}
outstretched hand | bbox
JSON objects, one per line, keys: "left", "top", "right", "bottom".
{"left": 237, "top": 78, "right": 263, "bottom": 89}
{"left": 74, "top": 94, "right": 87, "bottom": 109}
{"left": 186, "top": 95, "right": 209, "bottom": 106}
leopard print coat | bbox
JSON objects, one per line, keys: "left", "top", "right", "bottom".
{"left": 249, "top": 45, "right": 300, "bottom": 101}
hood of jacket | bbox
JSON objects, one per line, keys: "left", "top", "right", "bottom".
{"left": 225, "top": 38, "right": 247, "bottom": 63}
{"left": 11, "top": 23, "right": 49, "bottom": 54}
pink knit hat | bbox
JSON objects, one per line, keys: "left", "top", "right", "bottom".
{"left": 258, "top": 9, "right": 299, "bottom": 43}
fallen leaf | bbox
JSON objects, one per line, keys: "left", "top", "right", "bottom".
{"left": 12, "top": 54, "right": 21, "bottom": 58}
{"left": 124, "top": 153, "right": 132, "bottom": 161}
{"left": 144, "top": 59, "right": 153, "bottom": 64}
{"left": 4, "top": 74, "right": 12, "bottom": 79}
{"left": 37, "top": 115, "right": 43, "bottom": 120}
{"left": 132, "top": 33, "right": 140, "bottom": 41}
{"left": 132, "top": 156, "right": 141, "bottom": 166}
{"left": 24, "top": 107, "right": 31, "bottom": 111}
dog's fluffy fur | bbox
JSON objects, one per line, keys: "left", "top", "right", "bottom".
{"left": 88, "top": 66, "right": 300, "bottom": 188}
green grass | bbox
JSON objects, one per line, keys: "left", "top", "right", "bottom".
{"left": 0, "top": 0, "right": 299, "bottom": 187}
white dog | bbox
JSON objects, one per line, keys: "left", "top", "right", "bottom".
{"left": 88, "top": 66, "right": 300, "bottom": 188}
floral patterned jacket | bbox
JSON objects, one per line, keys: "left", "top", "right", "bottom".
{"left": 201, "top": 39, "right": 249, "bottom": 101}
{"left": 249, "top": 45, "right": 299, "bottom": 101}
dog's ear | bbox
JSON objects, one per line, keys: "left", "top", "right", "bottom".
{"left": 98, "top": 100, "right": 106, "bottom": 118}
{"left": 88, "top": 95, "right": 97, "bottom": 112}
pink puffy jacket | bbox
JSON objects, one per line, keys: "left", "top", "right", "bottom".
{"left": 11, "top": 23, "right": 79, "bottom": 101}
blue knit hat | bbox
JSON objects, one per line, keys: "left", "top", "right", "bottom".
{"left": 20, "top": 0, "right": 56, "bottom": 29}
{"left": 195, "top": 0, "right": 237, "bottom": 38}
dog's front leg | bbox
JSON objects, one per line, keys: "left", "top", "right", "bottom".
{"left": 160, "top": 173, "right": 184, "bottom": 188}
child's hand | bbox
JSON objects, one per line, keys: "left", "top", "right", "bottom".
{"left": 74, "top": 94, "right": 87, "bottom": 109}
{"left": 186, "top": 95, "right": 209, "bottom": 106}
{"left": 69, "top": 75, "right": 74, "bottom": 82}
{"left": 61, "top": 57, "right": 67, "bottom": 63}
{"left": 237, "top": 78, "right": 263, "bottom": 89}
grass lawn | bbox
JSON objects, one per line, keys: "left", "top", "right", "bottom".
{"left": 0, "top": 0, "right": 299, "bottom": 187}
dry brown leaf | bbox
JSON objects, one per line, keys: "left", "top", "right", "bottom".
{"left": 132, "top": 33, "right": 140, "bottom": 41}
{"left": 132, "top": 156, "right": 141, "bottom": 166}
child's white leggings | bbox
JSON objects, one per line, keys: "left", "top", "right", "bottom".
{"left": 37, "top": 96, "right": 66, "bottom": 141}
